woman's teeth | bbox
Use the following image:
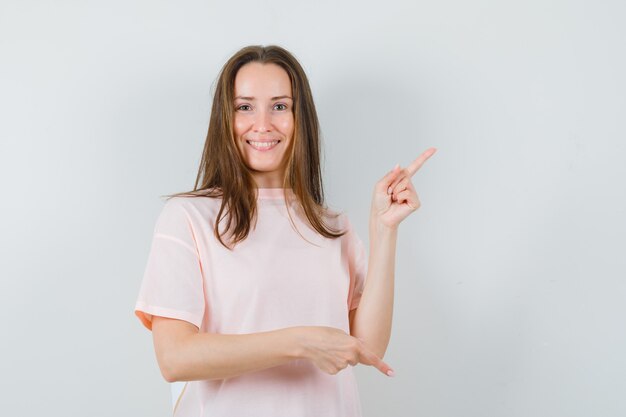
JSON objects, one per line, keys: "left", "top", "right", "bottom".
{"left": 247, "top": 140, "right": 279, "bottom": 151}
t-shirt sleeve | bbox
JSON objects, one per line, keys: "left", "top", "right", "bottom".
{"left": 345, "top": 215, "right": 368, "bottom": 311}
{"left": 134, "top": 198, "right": 206, "bottom": 331}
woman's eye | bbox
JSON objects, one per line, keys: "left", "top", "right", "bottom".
{"left": 237, "top": 104, "right": 251, "bottom": 111}
{"left": 275, "top": 103, "right": 287, "bottom": 110}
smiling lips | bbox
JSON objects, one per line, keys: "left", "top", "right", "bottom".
{"left": 246, "top": 139, "right": 280, "bottom": 151}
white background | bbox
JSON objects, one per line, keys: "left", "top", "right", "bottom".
{"left": 1, "top": 1, "right": 625, "bottom": 416}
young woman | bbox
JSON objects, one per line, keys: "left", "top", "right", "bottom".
{"left": 134, "top": 44, "right": 436, "bottom": 416}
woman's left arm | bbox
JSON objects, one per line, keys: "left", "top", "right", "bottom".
{"left": 350, "top": 147, "right": 437, "bottom": 359}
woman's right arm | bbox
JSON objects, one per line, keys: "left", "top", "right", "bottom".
{"left": 152, "top": 316, "right": 304, "bottom": 382}
{"left": 151, "top": 316, "right": 393, "bottom": 382}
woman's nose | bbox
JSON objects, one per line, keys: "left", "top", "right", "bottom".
{"left": 253, "top": 108, "right": 272, "bottom": 132}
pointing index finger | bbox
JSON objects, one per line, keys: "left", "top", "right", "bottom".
{"left": 360, "top": 348, "right": 395, "bottom": 377}
{"left": 405, "top": 147, "right": 437, "bottom": 178}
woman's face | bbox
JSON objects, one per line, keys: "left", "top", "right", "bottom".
{"left": 233, "top": 62, "right": 294, "bottom": 188}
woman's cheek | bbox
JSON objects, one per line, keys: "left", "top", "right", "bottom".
{"left": 233, "top": 118, "right": 248, "bottom": 136}
{"left": 278, "top": 115, "right": 294, "bottom": 133}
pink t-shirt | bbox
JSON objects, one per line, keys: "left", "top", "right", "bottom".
{"left": 134, "top": 187, "right": 367, "bottom": 416}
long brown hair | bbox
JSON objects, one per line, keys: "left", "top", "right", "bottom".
{"left": 163, "top": 44, "right": 347, "bottom": 250}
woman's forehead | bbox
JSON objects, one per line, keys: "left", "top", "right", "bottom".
{"left": 234, "top": 62, "right": 292, "bottom": 98}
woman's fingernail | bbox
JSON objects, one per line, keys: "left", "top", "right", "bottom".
{"left": 387, "top": 186, "right": 392, "bottom": 195}
{"left": 394, "top": 163, "right": 400, "bottom": 170}
{"left": 387, "top": 369, "right": 395, "bottom": 377}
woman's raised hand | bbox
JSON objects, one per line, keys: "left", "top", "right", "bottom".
{"left": 294, "top": 326, "right": 394, "bottom": 377}
{"left": 371, "top": 147, "right": 437, "bottom": 229}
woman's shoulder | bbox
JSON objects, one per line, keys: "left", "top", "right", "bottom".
{"left": 162, "top": 194, "right": 219, "bottom": 211}
{"left": 163, "top": 187, "right": 223, "bottom": 206}
{"left": 157, "top": 192, "right": 223, "bottom": 225}
{"left": 319, "top": 206, "right": 354, "bottom": 234}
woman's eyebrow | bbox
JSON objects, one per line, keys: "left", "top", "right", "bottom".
{"left": 234, "top": 95, "right": 293, "bottom": 100}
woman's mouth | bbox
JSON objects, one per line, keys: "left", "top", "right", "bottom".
{"left": 246, "top": 140, "right": 280, "bottom": 151}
